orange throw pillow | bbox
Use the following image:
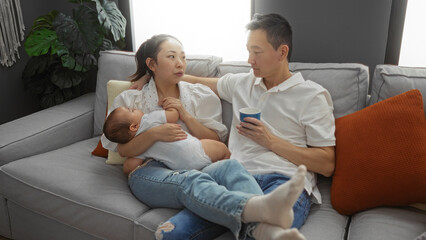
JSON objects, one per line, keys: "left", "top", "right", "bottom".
{"left": 331, "top": 89, "right": 426, "bottom": 215}
{"left": 91, "top": 138, "right": 108, "bottom": 158}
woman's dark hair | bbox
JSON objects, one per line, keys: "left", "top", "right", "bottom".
{"left": 246, "top": 13, "right": 293, "bottom": 61}
{"left": 130, "top": 34, "right": 182, "bottom": 81}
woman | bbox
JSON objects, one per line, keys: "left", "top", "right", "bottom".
{"left": 101, "top": 34, "right": 306, "bottom": 240}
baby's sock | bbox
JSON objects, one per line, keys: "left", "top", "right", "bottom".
{"left": 251, "top": 223, "right": 306, "bottom": 240}
{"left": 242, "top": 165, "right": 307, "bottom": 229}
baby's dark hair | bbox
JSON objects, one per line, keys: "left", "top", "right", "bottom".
{"left": 129, "top": 34, "right": 182, "bottom": 82}
{"left": 103, "top": 108, "right": 133, "bottom": 144}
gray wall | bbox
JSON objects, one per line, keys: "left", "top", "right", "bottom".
{"left": 254, "top": 0, "right": 393, "bottom": 78}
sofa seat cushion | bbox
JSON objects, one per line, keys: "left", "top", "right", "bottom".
{"left": 347, "top": 207, "right": 426, "bottom": 240}
{"left": 300, "top": 176, "right": 349, "bottom": 240}
{"left": 0, "top": 137, "right": 149, "bottom": 240}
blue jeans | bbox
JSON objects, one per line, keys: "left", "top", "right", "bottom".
{"left": 128, "top": 159, "right": 263, "bottom": 239}
{"left": 158, "top": 173, "right": 312, "bottom": 240}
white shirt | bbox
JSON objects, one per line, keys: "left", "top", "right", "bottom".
{"left": 101, "top": 78, "right": 228, "bottom": 151}
{"left": 135, "top": 110, "right": 211, "bottom": 170}
{"left": 217, "top": 70, "right": 336, "bottom": 203}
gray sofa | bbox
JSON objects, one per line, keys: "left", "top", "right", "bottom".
{"left": 0, "top": 50, "right": 425, "bottom": 240}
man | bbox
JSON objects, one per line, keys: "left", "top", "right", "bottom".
{"left": 133, "top": 13, "right": 335, "bottom": 240}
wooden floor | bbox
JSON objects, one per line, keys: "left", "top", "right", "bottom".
{"left": 0, "top": 236, "right": 11, "bottom": 240}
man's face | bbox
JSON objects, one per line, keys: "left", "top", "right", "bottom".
{"left": 246, "top": 29, "right": 283, "bottom": 78}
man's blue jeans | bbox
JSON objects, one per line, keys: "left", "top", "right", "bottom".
{"left": 128, "top": 159, "right": 264, "bottom": 239}
{"left": 157, "top": 173, "right": 312, "bottom": 240}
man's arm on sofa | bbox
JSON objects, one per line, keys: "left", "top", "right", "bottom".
{"left": 183, "top": 75, "right": 220, "bottom": 96}
{"left": 130, "top": 74, "right": 220, "bottom": 96}
{"left": 0, "top": 93, "right": 95, "bottom": 166}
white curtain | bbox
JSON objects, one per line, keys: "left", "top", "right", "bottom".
{"left": 0, "top": 0, "right": 25, "bottom": 67}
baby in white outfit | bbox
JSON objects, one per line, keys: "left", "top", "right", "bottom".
{"left": 103, "top": 106, "right": 230, "bottom": 170}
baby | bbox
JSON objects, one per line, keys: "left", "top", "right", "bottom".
{"left": 103, "top": 106, "right": 231, "bottom": 172}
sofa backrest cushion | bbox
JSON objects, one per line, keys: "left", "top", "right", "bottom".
{"left": 217, "top": 62, "right": 370, "bottom": 119}
{"left": 93, "top": 50, "right": 222, "bottom": 136}
{"left": 370, "top": 64, "right": 426, "bottom": 114}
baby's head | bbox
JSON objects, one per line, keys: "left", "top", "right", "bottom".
{"left": 103, "top": 106, "right": 143, "bottom": 144}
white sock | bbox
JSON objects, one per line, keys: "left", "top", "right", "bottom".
{"left": 242, "top": 165, "right": 307, "bottom": 229}
{"left": 251, "top": 223, "right": 306, "bottom": 240}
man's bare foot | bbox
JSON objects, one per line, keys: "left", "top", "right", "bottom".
{"left": 242, "top": 165, "right": 307, "bottom": 229}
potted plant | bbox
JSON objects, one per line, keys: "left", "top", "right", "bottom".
{"left": 23, "top": 0, "right": 126, "bottom": 108}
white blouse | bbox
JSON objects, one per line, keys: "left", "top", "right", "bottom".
{"left": 101, "top": 78, "right": 228, "bottom": 151}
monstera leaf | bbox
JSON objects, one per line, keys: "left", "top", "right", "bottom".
{"left": 53, "top": 6, "right": 103, "bottom": 54}
{"left": 51, "top": 68, "right": 84, "bottom": 89}
{"left": 25, "top": 29, "right": 58, "bottom": 56}
{"left": 56, "top": 42, "right": 86, "bottom": 71}
{"left": 30, "top": 10, "right": 59, "bottom": 33}
{"left": 22, "top": 54, "right": 58, "bottom": 79}
{"left": 94, "top": 0, "right": 126, "bottom": 42}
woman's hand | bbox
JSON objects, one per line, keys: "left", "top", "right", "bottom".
{"left": 129, "top": 74, "right": 150, "bottom": 90}
{"left": 159, "top": 97, "right": 191, "bottom": 122}
{"left": 236, "top": 117, "right": 275, "bottom": 149}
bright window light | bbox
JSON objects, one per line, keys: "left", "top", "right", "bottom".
{"left": 399, "top": 0, "right": 426, "bottom": 67}
{"left": 130, "top": 0, "right": 250, "bottom": 61}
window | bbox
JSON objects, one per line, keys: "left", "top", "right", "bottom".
{"left": 130, "top": 0, "right": 251, "bottom": 61}
{"left": 399, "top": 0, "right": 426, "bottom": 67}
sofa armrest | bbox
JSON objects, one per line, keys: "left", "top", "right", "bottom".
{"left": 0, "top": 93, "right": 95, "bottom": 166}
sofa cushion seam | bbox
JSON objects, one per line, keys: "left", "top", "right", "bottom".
{"left": 380, "top": 72, "right": 426, "bottom": 79}
{"left": 7, "top": 199, "right": 104, "bottom": 240}
{"left": 0, "top": 169, "right": 136, "bottom": 223}
{"left": 0, "top": 109, "right": 94, "bottom": 149}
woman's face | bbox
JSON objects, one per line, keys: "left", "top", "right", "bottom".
{"left": 149, "top": 38, "right": 186, "bottom": 84}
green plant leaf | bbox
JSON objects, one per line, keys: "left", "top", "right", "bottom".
{"left": 51, "top": 68, "right": 83, "bottom": 89}
{"left": 41, "top": 88, "right": 64, "bottom": 109}
{"left": 25, "top": 29, "right": 58, "bottom": 56}
{"left": 74, "top": 53, "right": 97, "bottom": 67}
{"left": 93, "top": 0, "right": 126, "bottom": 42}
{"left": 100, "top": 38, "right": 113, "bottom": 51}
{"left": 56, "top": 42, "right": 87, "bottom": 71}
{"left": 23, "top": 73, "right": 49, "bottom": 94}
{"left": 53, "top": 6, "right": 102, "bottom": 54}
{"left": 30, "top": 10, "right": 59, "bottom": 34}
{"left": 22, "top": 55, "right": 50, "bottom": 78}
{"left": 63, "top": 88, "right": 74, "bottom": 99}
